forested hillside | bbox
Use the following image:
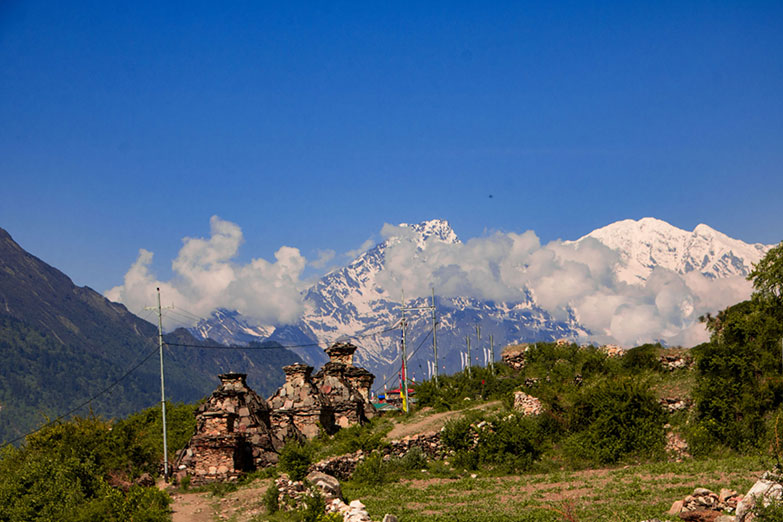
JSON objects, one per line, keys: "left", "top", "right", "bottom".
{"left": 0, "top": 227, "right": 302, "bottom": 443}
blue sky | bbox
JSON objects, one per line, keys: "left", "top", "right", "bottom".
{"left": 2, "top": 1, "right": 782, "bottom": 293}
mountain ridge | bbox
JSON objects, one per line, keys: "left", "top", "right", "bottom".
{"left": 0, "top": 227, "right": 302, "bottom": 443}
{"left": 189, "top": 217, "right": 774, "bottom": 381}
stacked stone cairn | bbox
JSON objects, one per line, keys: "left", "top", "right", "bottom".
{"left": 174, "top": 372, "right": 282, "bottom": 485}
{"left": 313, "top": 342, "right": 374, "bottom": 428}
{"left": 268, "top": 363, "right": 336, "bottom": 441}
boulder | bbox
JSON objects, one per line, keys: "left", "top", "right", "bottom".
{"left": 305, "top": 471, "right": 341, "bottom": 500}
{"left": 736, "top": 471, "right": 783, "bottom": 521}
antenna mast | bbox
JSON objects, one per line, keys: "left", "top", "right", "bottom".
{"left": 145, "top": 288, "right": 173, "bottom": 481}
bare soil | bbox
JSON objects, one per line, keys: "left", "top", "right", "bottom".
{"left": 168, "top": 479, "right": 273, "bottom": 522}
{"left": 385, "top": 400, "right": 501, "bottom": 440}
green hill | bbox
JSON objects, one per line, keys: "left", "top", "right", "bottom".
{"left": 0, "top": 227, "right": 302, "bottom": 443}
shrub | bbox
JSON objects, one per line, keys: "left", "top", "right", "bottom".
{"left": 299, "top": 490, "right": 326, "bottom": 522}
{"left": 0, "top": 417, "right": 172, "bottom": 522}
{"left": 279, "top": 440, "right": 314, "bottom": 482}
{"left": 477, "top": 413, "right": 544, "bottom": 472}
{"left": 566, "top": 378, "right": 666, "bottom": 465}
{"left": 263, "top": 483, "right": 279, "bottom": 514}
{"left": 324, "top": 421, "right": 390, "bottom": 456}
{"left": 396, "top": 446, "right": 428, "bottom": 471}
{"left": 351, "top": 452, "right": 387, "bottom": 486}
{"left": 621, "top": 343, "right": 662, "bottom": 372}
{"left": 752, "top": 497, "right": 783, "bottom": 520}
{"left": 442, "top": 411, "right": 546, "bottom": 473}
{"left": 441, "top": 414, "right": 481, "bottom": 453}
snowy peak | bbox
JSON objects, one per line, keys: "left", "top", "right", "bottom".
{"left": 193, "top": 308, "right": 275, "bottom": 346}
{"left": 577, "top": 217, "right": 771, "bottom": 283}
{"left": 394, "top": 219, "right": 460, "bottom": 247}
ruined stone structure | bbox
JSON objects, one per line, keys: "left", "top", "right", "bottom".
{"left": 313, "top": 342, "right": 375, "bottom": 428}
{"left": 175, "top": 344, "right": 378, "bottom": 484}
{"left": 174, "top": 373, "right": 282, "bottom": 484}
{"left": 268, "top": 363, "right": 335, "bottom": 441}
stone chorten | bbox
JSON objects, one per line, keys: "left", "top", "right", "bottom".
{"left": 313, "top": 342, "right": 375, "bottom": 428}
{"left": 267, "top": 363, "right": 336, "bottom": 440}
{"left": 174, "top": 373, "right": 281, "bottom": 484}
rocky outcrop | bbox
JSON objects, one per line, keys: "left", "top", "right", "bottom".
{"left": 275, "top": 471, "right": 394, "bottom": 522}
{"left": 174, "top": 373, "right": 282, "bottom": 485}
{"left": 268, "top": 363, "right": 336, "bottom": 441}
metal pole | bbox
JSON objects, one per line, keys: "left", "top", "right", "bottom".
{"left": 156, "top": 288, "right": 169, "bottom": 482}
{"left": 432, "top": 288, "right": 438, "bottom": 386}
{"left": 466, "top": 336, "right": 471, "bottom": 377}
{"left": 490, "top": 334, "right": 495, "bottom": 374}
{"left": 401, "top": 291, "right": 409, "bottom": 413}
{"left": 476, "top": 325, "right": 481, "bottom": 367}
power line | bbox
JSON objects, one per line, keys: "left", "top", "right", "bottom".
{"left": 373, "top": 329, "right": 433, "bottom": 395}
{"left": 1, "top": 344, "right": 160, "bottom": 449}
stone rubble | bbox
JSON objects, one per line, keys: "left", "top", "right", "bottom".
{"left": 512, "top": 391, "right": 544, "bottom": 416}
{"left": 500, "top": 344, "right": 529, "bottom": 371}
{"left": 660, "top": 353, "right": 693, "bottom": 371}
{"left": 664, "top": 429, "right": 691, "bottom": 461}
{"left": 660, "top": 397, "right": 693, "bottom": 413}
{"left": 275, "top": 471, "right": 395, "bottom": 522}
{"left": 664, "top": 486, "right": 742, "bottom": 521}
{"left": 601, "top": 344, "right": 625, "bottom": 357}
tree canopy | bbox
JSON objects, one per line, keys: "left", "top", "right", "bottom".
{"left": 749, "top": 241, "right": 783, "bottom": 300}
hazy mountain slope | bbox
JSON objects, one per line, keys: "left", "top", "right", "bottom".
{"left": 0, "top": 228, "right": 300, "bottom": 443}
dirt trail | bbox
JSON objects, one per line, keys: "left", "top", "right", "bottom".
{"left": 385, "top": 400, "right": 501, "bottom": 440}
{"left": 170, "top": 491, "right": 214, "bottom": 522}
{"left": 168, "top": 479, "right": 272, "bottom": 522}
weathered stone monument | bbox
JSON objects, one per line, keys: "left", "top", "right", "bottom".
{"left": 268, "top": 363, "right": 336, "bottom": 441}
{"left": 313, "top": 342, "right": 375, "bottom": 428}
{"left": 174, "top": 372, "right": 282, "bottom": 484}
{"left": 175, "top": 343, "right": 378, "bottom": 484}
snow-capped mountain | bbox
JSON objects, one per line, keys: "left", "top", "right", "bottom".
{"left": 193, "top": 308, "right": 275, "bottom": 346}
{"left": 189, "top": 217, "right": 775, "bottom": 383}
{"left": 573, "top": 217, "right": 770, "bottom": 284}
{"left": 297, "top": 219, "right": 583, "bottom": 377}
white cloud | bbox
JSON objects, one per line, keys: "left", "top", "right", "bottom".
{"left": 373, "top": 226, "right": 755, "bottom": 348}
{"left": 106, "top": 216, "right": 306, "bottom": 329}
{"left": 107, "top": 216, "right": 757, "bottom": 347}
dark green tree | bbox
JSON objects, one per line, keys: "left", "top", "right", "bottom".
{"left": 693, "top": 242, "right": 783, "bottom": 450}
